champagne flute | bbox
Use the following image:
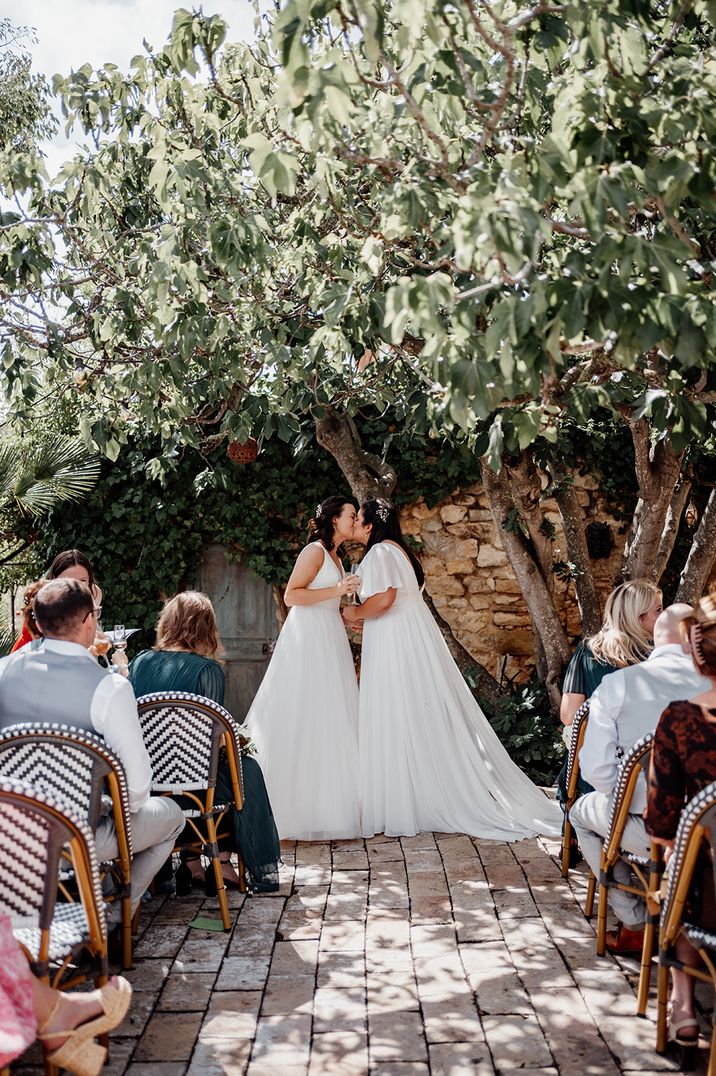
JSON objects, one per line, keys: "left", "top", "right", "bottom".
{"left": 350, "top": 563, "right": 361, "bottom": 604}
{"left": 113, "top": 624, "right": 127, "bottom": 654}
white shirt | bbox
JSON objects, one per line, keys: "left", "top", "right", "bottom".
{"left": 0, "top": 639, "right": 151, "bottom": 812}
{"left": 579, "top": 643, "right": 711, "bottom": 812}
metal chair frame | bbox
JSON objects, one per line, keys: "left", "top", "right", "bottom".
{"left": 561, "top": 701, "right": 597, "bottom": 917}
{"left": 595, "top": 732, "right": 663, "bottom": 1014}
{"left": 0, "top": 779, "right": 107, "bottom": 990}
{"left": 135, "top": 691, "right": 245, "bottom": 931}
{"left": 656, "top": 779, "right": 716, "bottom": 1073}
{"left": 0, "top": 723, "right": 134, "bottom": 968}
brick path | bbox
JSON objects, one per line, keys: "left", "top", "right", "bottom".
{"left": 18, "top": 832, "right": 703, "bottom": 1074}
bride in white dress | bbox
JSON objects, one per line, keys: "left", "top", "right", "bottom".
{"left": 245, "top": 496, "right": 362, "bottom": 840}
{"left": 343, "top": 498, "right": 563, "bottom": 840}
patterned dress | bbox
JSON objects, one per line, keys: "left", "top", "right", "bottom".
{"left": 646, "top": 700, "right": 716, "bottom": 840}
{"left": 0, "top": 914, "right": 36, "bottom": 1065}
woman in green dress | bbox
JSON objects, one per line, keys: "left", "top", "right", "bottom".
{"left": 129, "top": 591, "right": 280, "bottom": 893}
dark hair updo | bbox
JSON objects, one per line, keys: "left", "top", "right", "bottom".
{"left": 309, "top": 495, "right": 359, "bottom": 552}
{"left": 48, "top": 549, "right": 96, "bottom": 593}
{"left": 681, "top": 592, "right": 716, "bottom": 679}
{"left": 361, "top": 498, "right": 424, "bottom": 587}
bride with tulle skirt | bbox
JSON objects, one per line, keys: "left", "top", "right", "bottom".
{"left": 245, "top": 496, "right": 362, "bottom": 841}
{"left": 343, "top": 498, "right": 563, "bottom": 841}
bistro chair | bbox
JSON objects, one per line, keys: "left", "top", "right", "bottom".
{"left": 656, "top": 779, "right": 716, "bottom": 1073}
{"left": 0, "top": 779, "right": 107, "bottom": 989}
{"left": 561, "top": 700, "right": 597, "bottom": 916}
{"left": 0, "top": 723, "right": 134, "bottom": 968}
{"left": 594, "top": 733, "right": 662, "bottom": 1015}
{"left": 136, "top": 691, "right": 245, "bottom": 931}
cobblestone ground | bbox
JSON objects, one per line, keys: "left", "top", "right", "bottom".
{"left": 16, "top": 832, "right": 711, "bottom": 1074}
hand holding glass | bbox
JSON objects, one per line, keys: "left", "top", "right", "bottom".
{"left": 94, "top": 622, "right": 111, "bottom": 664}
{"left": 349, "top": 564, "right": 361, "bottom": 604}
{"left": 113, "top": 624, "right": 127, "bottom": 653}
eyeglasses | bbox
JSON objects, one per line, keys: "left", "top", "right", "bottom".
{"left": 82, "top": 605, "right": 102, "bottom": 624}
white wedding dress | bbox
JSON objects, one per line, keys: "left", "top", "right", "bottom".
{"left": 245, "top": 544, "right": 361, "bottom": 840}
{"left": 357, "top": 542, "right": 563, "bottom": 840}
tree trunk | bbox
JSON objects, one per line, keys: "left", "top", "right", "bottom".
{"left": 315, "top": 408, "right": 502, "bottom": 702}
{"left": 549, "top": 458, "right": 602, "bottom": 636}
{"left": 482, "top": 460, "right": 571, "bottom": 712}
{"left": 675, "top": 489, "right": 716, "bottom": 604}
{"left": 653, "top": 478, "right": 692, "bottom": 584}
{"left": 315, "top": 409, "right": 397, "bottom": 501}
{"left": 621, "top": 420, "right": 683, "bottom": 580}
{"left": 506, "top": 451, "right": 554, "bottom": 591}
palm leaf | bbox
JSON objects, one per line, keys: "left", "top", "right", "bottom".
{"left": 12, "top": 436, "right": 101, "bottom": 516}
{"left": 0, "top": 440, "right": 21, "bottom": 503}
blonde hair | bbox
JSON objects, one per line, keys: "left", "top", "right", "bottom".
{"left": 680, "top": 592, "right": 716, "bottom": 679}
{"left": 155, "top": 591, "right": 222, "bottom": 659}
{"left": 587, "top": 579, "right": 661, "bottom": 668}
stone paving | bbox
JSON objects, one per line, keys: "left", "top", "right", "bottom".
{"left": 16, "top": 832, "right": 711, "bottom": 1074}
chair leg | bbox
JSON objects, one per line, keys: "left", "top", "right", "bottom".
{"left": 237, "top": 854, "right": 248, "bottom": 894}
{"left": 636, "top": 918, "right": 656, "bottom": 1015}
{"left": 584, "top": 871, "right": 596, "bottom": 919}
{"left": 206, "top": 818, "right": 232, "bottom": 930}
{"left": 122, "top": 894, "right": 134, "bottom": 970}
{"left": 655, "top": 959, "right": 669, "bottom": 1053}
{"left": 561, "top": 817, "right": 572, "bottom": 878}
{"left": 596, "top": 879, "right": 608, "bottom": 955}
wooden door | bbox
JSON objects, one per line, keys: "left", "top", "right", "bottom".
{"left": 195, "top": 544, "right": 277, "bottom": 721}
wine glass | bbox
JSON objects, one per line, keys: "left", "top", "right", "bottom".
{"left": 94, "top": 621, "right": 111, "bottom": 666}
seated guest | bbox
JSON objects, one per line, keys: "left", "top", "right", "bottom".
{"left": 12, "top": 549, "right": 102, "bottom": 652}
{"left": 16, "top": 580, "right": 45, "bottom": 646}
{"left": 129, "top": 591, "right": 281, "bottom": 894}
{"left": 646, "top": 594, "right": 716, "bottom": 1048}
{"left": 0, "top": 579, "right": 185, "bottom": 920}
{"left": 557, "top": 580, "right": 663, "bottom": 847}
{"left": 0, "top": 915, "right": 131, "bottom": 1076}
{"left": 570, "top": 604, "right": 709, "bottom": 954}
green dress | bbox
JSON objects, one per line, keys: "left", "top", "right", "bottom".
{"left": 129, "top": 649, "right": 280, "bottom": 891}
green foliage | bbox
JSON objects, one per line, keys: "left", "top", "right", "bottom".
{"left": 0, "top": 20, "right": 56, "bottom": 152}
{"left": 475, "top": 673, "right": 565, "bottom": 786}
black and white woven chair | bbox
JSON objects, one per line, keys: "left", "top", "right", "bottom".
{"left": 0, "top": 723, "right": 134, "bottom": 968}
{"left": 595, "top": 733, "right": 662, "bottom": 1013}
{"left": 136, "top": 691, "right": 245, "bottom": 930}
{"left": 656, "top": 779, "right": 716, "bottom": 1072}
{"left": 0, "top": 779, "right": 107, "bottom": 989}
{"left": 561, "top": 701, "right": 597, "bottom": 916}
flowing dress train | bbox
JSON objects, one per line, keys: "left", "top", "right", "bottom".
{"left": 245, "top": 545, "right": 361, "bottom": 840}
{"left": 357, "top": 543, "right": 563, "bottom": 840}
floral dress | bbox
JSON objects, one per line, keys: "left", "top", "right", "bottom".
{"left": 0, "top": 914, "right": 36, "bottom": 1065}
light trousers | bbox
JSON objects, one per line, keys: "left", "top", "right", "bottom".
{"left": 570, "top": 790, "right": 650, "bottom": 928}
{"left": 95, "top": 796, "right": 185, "bottom": 918}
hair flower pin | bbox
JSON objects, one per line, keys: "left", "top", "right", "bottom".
{"left": 315, "top": 503, "right": 323, "bottom": 519}
{"left": 376, "top": 501, "right": 390, "bottom": 523}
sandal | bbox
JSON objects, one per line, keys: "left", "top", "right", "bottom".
{"left": 669, "top": 1016, "right": 699, "bottom": 1047}
{"left": 39, "top": 978, "right": 132, "bottom": 1076}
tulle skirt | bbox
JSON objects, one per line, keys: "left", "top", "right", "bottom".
{"left": 359, "top": 594, "right": 563, "bottom": 840}
{"left": 245, "top": 603, "right": 361, "bottom": 841}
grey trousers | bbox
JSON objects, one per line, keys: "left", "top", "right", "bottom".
{"left": 570, "top": 790, "right": 650, "bottom": 928}
{"left": 95, "top": 796, "right": 185, "bottom": 918}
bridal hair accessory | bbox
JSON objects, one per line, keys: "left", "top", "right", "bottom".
{"left": 315, "top": 503, "right": 323, "bottom": 519}
{"left": 690, "top": 623, "right": 706, "bottom": 666}
{"left": 376, "top": 501, "right": 390, "bottom": 523}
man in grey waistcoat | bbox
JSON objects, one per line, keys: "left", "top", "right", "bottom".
{"left": 0, "top": 578, "right": 184, "bottom": 921}
{"left": 569, "top": 603, "right": 710, "bottom": 954}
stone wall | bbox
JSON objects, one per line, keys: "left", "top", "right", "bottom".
{"left": 400, "top": 478, "right": 628, "bottom": 683}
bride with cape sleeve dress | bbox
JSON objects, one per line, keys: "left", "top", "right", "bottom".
{"left": 343, "top": 498, "right": 563, "bottom": 841}
{"left": 245, "top": 496, "right": 362, "bottom": 841}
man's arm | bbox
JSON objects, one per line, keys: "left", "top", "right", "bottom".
{"left": 91, "top": 675, "right": 152, "bottom": 812}
{"left": 578, "top": 672, "right": 625, "bottom": 795}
